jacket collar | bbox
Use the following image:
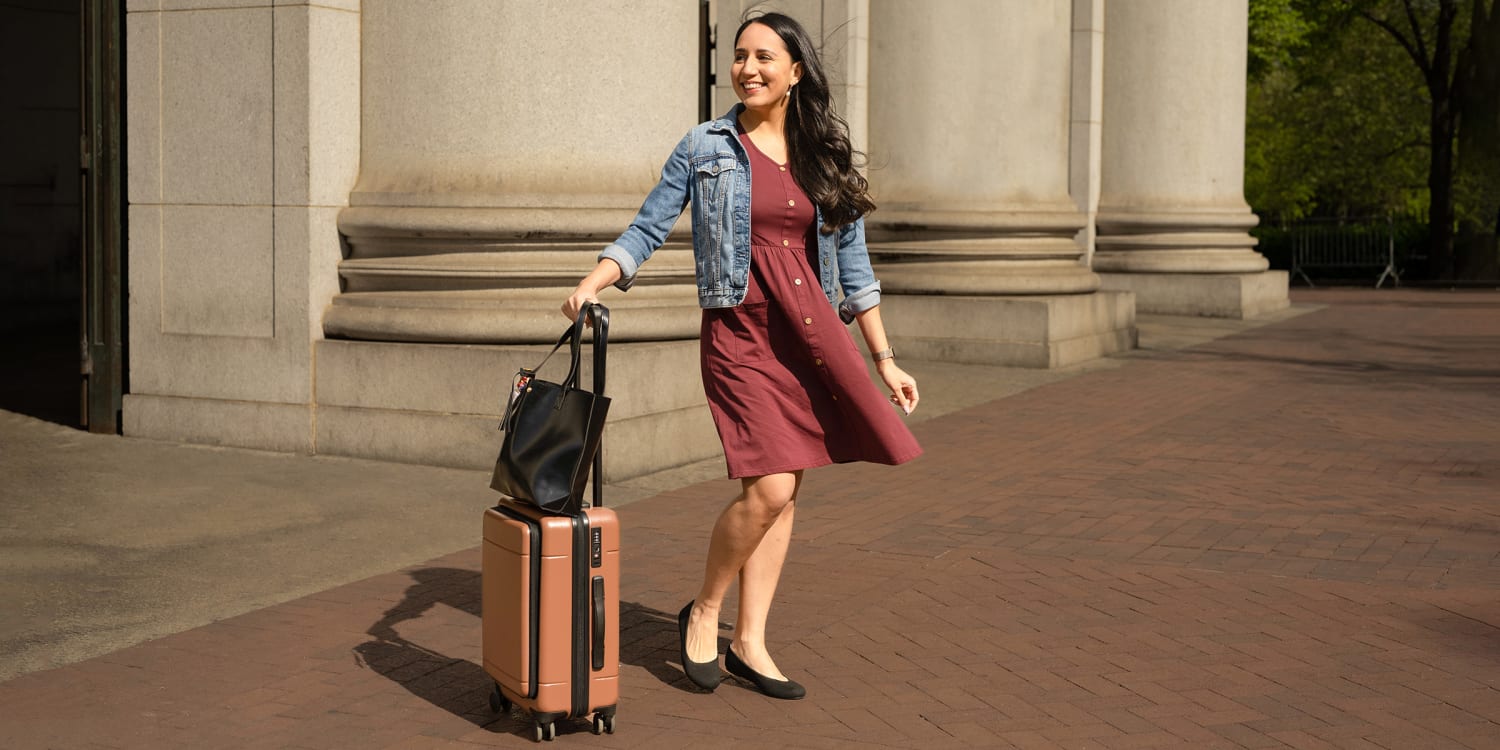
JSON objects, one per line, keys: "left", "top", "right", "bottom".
{"left": 706, "top": 103, "right": 744, "bottom": 135}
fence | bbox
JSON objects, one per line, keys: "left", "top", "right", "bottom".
{"left": 1279, "top": 216, "right": 1405, "bottom": 288}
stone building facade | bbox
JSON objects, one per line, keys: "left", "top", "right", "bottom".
{"left": 122, "top": 0, "right": 1287, "bottom": 480}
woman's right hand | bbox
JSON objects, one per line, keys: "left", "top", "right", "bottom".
{"left": 562, "top": 259, "right": 625, "bottom": 322}
{"left": 562, "top": 286, "right": 600, "bottom": 323}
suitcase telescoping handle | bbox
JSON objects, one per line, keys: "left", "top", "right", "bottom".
{"left": 585, "top": 303, "right": 607, "bottom": 509}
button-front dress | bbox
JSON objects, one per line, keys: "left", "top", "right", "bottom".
{"left": 699, "top": 127, "right": 924, "bottom": 479}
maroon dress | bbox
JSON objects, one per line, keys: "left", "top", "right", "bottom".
{"left": 699, "top": 129, "right": 923, "bottom": 479}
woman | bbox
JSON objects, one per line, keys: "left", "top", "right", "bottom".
{"left": 563, "top": 12, "right": 921, "bottom": 700}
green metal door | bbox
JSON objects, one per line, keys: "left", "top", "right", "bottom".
{"left": 79, "top": 0, "right": 124, "bottom": 433}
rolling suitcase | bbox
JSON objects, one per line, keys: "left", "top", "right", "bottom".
{"left": 482, "top": 498, "right": 620, "bottom": 740}
{"left": 483, "top": 302, "right": 618, "bottom": 740}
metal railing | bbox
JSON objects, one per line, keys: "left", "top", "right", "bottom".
{"left": 1288, "top": 216, "right": 1401, "bottom": 288}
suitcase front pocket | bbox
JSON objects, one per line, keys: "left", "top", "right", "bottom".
{"left": 483, "top": 507, "right": 543, "bottom": 699}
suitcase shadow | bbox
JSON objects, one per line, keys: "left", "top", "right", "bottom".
{"left": 352, "top": 567, "right": 721, "bottom": 739}
{"left": 351, "top": 567, "right": 536, "bottom": 737}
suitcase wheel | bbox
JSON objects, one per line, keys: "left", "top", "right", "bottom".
{"left": 487, "top": 683, "right": 511, "bottom": 714}
{"left": 533, "top": 720, "right": 556, "bottom": 742}
{"left": 590, "top": 712, "right": 616, "bottom": 735}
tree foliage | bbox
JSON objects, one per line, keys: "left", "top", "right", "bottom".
{"left": 1248, "top": 0, "right": 1314, "bottom": 79}
{"left": 1246, "top": 0, "right": 1499, "bottom": 276}
{"left": 1246, "top": 9, "right": 1429, "bottom": 220}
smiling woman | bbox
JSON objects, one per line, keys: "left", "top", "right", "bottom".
{"left": 563, "top": 11, "right": 922, "bottom": 702}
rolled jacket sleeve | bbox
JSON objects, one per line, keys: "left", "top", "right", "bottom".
{"left": 838, "top": 280, "right": 881, "bottom": 324}
{"left": 598, "top": 243, "right": 639, "bottom": 289}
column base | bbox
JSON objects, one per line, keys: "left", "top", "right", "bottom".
{"left": 124, "top": 339, "right": 724, "bottom": 482}
{"left": 879, "top": 291, "right": 1137, "bottom": 368}
{"left": 312, "top": 339, "right": 719, "bottom": 480}
{"left": 124, "top": 395, "right": 315, "bottom": 453}
{"left": 1098, "top": 271, "right": 1289, "bottom": 319}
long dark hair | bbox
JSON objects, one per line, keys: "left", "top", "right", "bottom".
{"left": 735, "top": 12, "right": 875, "bottom": 232}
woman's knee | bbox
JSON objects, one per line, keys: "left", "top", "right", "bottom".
{"left": 740, "top": 472, "right": 800, "bottom": 519}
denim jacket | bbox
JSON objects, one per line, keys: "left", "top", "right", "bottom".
{"left": 599, "top": 105, "right": 881, "bottom": 324}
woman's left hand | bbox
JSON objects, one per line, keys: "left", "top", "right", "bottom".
{"left": 877, "top": 360, "right": 918, "bottom": 415}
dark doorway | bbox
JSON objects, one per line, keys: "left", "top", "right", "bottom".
{"left": 0, "top": 0, "right": 124, "bottom": 431}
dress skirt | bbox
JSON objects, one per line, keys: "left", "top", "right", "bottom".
{"left": 699, "top": 242, "right": 924, "bottom": 479}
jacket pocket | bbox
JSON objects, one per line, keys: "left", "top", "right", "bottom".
{"left": 692, "top": 156, "right": 737, "bottom": 211}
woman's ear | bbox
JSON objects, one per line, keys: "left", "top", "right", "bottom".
{"left": 792, "top": 61, "right": 804, "bottom": 86}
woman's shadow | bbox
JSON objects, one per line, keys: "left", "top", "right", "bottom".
{"left": 353, "top": 566, "right": 726, "bottom": 738}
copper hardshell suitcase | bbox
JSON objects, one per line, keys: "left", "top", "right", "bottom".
{"left": 482, "top": 498, "right": 620, "bottom": 740}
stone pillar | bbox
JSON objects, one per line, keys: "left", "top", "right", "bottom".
{"left": 316, "top": 1, "right": 718, "bottom": 478}
{"left": 1095, "top": 0, "right": 1289, "bottom": 318}
{"left": 123, "top": 0, "right": 359, "bottom": 451}
{"left": 864, "top": 0, "right": 1134, "bottom": 367}
{"left": 328, "top": 0, "right": 701, "bottom": 345}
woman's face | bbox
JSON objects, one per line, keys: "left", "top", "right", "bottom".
{"left": 732, "top": 22, "right": 802, "bottom": 111}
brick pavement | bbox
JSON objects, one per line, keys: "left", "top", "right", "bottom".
{"left": 2, "top": 288, "right": 1498, "bottom": 749}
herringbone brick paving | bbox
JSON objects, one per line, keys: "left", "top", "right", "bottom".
{"left": 2, "top": 289, "right": 1498, "bottom": 748}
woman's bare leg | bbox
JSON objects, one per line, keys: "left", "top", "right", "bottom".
{"left": 733, "top": 495, "right": 797, "bottom": 679}
{"left": 684, "top": 471, "right": 801, "bottom": 664}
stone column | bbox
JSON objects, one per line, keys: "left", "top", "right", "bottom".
{"left": 123, "top": 0, "right": 359, "bottom": 452}
{"left": 328, "top": 0, "right": 701, "bottom": 345}
{"left": 316, "top": 1, "right": 718, "bottom": 478}
{"left": 864, "top": 0, "right": 1133, "bottom": 367}
{"left": 1095, "top": 0, "right": 1289, "bottom": 318}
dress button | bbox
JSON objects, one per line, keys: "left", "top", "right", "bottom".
{"left": 779, "top": 166, "right": 786, "bottom": 172}
{"left": 814, "top": 358, "right": 823, "bottom": 366}
{"left": 788, "top": 199, "right": 795, "bottom": 207}
{"left": 803, "top": 317, "right": 813, "bottom": 325}
{"left": 783, "top": 239, "right": 790, "bottom": 246}
{"left": 793, "top": 278, "right": 802, "bottom": 285}
{"left": 831, "top": 394, "right": 838, "bottom": 401}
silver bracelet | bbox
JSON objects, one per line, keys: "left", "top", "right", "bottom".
{"left": 872, "top": 348, "right": 895, "bottom": 362}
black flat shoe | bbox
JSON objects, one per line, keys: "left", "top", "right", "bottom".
{"left": 677, "top": 602, "right": 722, "bottom": 691}
{"left": 725, "top": 646, "right": 806, "bottom": 700}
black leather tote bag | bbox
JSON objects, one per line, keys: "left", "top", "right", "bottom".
{"left": 490, "top": 303, "right": 610, "bottom": 516}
